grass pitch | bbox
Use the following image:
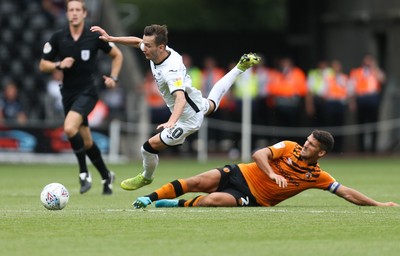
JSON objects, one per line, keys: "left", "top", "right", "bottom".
{"left": 0, "top": 156, "right": 399, "bottom": 256}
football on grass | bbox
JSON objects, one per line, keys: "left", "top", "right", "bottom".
{"left": 40, "top": 183, "right": 69, "bottom": 210}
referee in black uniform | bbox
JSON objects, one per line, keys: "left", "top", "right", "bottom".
{"left": 39, "top": 0, "right": 123, "bottom": 195}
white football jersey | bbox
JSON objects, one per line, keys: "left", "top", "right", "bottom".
{"left": 149, "top": 47, "right": 204, "bottom": 119}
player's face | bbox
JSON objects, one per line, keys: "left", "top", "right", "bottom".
{"left": 67, "top": 1, "right": 87, "bottom": 27}
{"left": 141, "top": 35, "right": 165, "bottom": 63}
{"left": 300, "top": 134, "right": 322, "bottom": 161}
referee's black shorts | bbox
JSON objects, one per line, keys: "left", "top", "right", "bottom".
{"left": 62, "top": 87, "right": 98, "bottom": 126}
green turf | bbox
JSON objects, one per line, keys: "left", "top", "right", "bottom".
{"left": 0, "top": 157, "right": 399, "bottom": 256}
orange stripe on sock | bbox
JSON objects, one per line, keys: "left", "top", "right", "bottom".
{"left": 155, "top": 183, "right": 177, "bottom": 199}
{"left": 184, "top": 195, "right": 204, "bottom": 207}
{"left": 178, "top": 179, "right": 188, "bottom": 193}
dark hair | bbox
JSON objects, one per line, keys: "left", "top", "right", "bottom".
{"left": 143, "top": 24, "right": 168, "bottom": 46}
{"left": 312, "top": 130, "right": 334, "bottom": 153}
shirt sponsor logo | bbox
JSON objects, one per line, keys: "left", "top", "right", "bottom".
{"left": 272, "top": 141, "right": 285, "bottom": 149}
{"left": 173, "top": 78, "right": 183, "bottom": 87}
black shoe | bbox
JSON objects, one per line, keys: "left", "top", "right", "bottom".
{"left": 79, "top": 172, "right": 92, "bottom": 194}
{"left": 102, "top": 171, "right": 115, "bottom": 195}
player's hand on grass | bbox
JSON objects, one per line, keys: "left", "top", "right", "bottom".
{"left": 379, "top": 202, "right": 399, "bottom": 207}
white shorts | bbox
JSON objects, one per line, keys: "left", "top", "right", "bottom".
{"left": 160, "top": 98, "right": 210, "bottom": 147}
{"left": 160, "top": 111, "right": 204, "bottom": 146}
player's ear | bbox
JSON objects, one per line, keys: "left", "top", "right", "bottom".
{"left": 318, "top": 150, "right": 326, "bottom": 158}
{"left": 159, "top": 44, "right": 166, "bottom": 51}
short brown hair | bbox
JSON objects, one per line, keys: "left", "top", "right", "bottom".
{"left": 65, "top": 0, "right": 87, "bottom": 11}
{"left": 143, "top": 24, "right": 168, "bottom": 46}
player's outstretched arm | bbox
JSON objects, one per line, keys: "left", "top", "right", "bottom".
{"left": 90, "top": 26, "right": 142, "bottom": 48}
{"left": 335, "top": 185, "right": 399, "bottom": 206}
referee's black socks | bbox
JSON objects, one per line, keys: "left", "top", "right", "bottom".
{"left": 69, "top": 133, "right": 88, "bottom": 174}
{"left": 86, "top": 143, "right": 110, "bottom": 180}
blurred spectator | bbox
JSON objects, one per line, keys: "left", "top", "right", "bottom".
{"left": 268, "top": 57, "right": 307, "bottom": 140}
{"left": 45, "top": 69, "right": 64, "bottom": 120}
{"left": 201, "top": 56, "right": 226, "bottom": 150}
{"left": 232, "top": 62, "right": 259, "bottom": 147}
{"left": 349, "top": 53, "right": 386, "bottom": 152}
{"left": 88, "top": 99, "right": 109, "bottom": 128}
{"left": 181, "top": 53, "right": 202, "bottom": 154}
{"left": 182, "top": 53, "right": 202, "bottom": 90}
{"left": 323, "top": 60, "right": 350, "bottom": 152}
{"left": 201, "top": 56, "right": 225, "bottom": 95}
{"left": 42, "top": 0, "right": 65, "bottom": 23}
{"left": 0, "top": 81, "right": 28, "bottom": 125}
{"left": 253, "top": 56, "right": 280, "bottom": 128}
{"left": 305, "top": 59, "right": 332, "bottom": 126}
{"left": 101, "top": 86, "right": 125, "bottom": 121}
{"left": 143, "top": 70, "right": 169, "bottom": 126}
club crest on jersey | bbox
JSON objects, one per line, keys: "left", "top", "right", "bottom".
{"left": 81, "top": 50, "right": 90, "bottom": 61}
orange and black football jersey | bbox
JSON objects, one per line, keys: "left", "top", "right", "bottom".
{"left": 239, "top": 141, "right": 339, "bottom": 206}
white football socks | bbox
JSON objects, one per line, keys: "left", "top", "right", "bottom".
{"left": 207, "top": 66, "right": 242, "bottom": 111}
{"left": 141, "top": 146, "right": 159, "bottom": 180}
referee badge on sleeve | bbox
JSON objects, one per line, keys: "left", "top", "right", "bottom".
{"left": 43, "top": 42, "right": 52, "bottom": 54}
{"left": 81, "top": 50, "right": 90, "bottom": 61}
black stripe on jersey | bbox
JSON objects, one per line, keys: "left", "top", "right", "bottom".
{"left": 281, "top": 160, "right": 321, "bottom": 178}
{"left": 184, "top": 91, "right": 200, "bottom": 113}
{"left": 286, "top": 159, "right": 321, "bottom": 174}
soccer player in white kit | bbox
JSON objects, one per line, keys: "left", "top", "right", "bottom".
{"left": 90, "top": 24, "right": 261, "bottom": 191}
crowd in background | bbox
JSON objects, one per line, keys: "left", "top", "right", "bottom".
{"left": 0, "top": 0, "right": 386, "bottom": 154}
{"left": 143, "top": 53, "right": 385, "bottom": 153}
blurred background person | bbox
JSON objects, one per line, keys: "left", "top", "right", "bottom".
{"left": 182, "top": 53, "right": 203, "bottom": 154}
{"left": 143, "top": 70, "right": 170, "bottom": 126}
{"left": 253, "top": 57, "right": 280, "bottom": 147}
{"left": 182, "top": 53, "right": 202, "bottom": 90}
{"left": 305, "top": 59, "right": 332, "bottom": 127}
{"left": 45, "top": 69, "right": 64, "bottom": 120}
{"left": 232, "top": 61, "right": 258, "bottom": 149}
{"left": 0, "top": 80, "right": 28, "bottom": 125}
{"left": 268, "top": 56, "right": 307, "bottom": 142}
{"left": 323, "top": 60, "right": 350, "bottom": 152}
{"left": 201, "top": 56, "right": 226, "bottom": 151}
{"left": 349, "top": 53, "right": 386, "bottom": 152}
{"left": 88, "top": 99, "right": 109, "bottom": 128}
